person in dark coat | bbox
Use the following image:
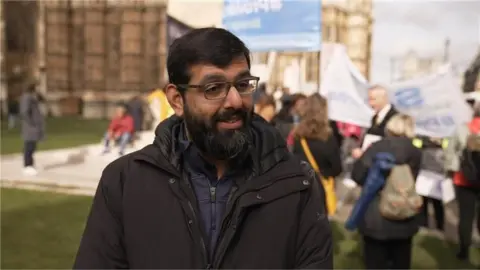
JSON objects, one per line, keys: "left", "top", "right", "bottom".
{"left": 271, "top": 93, "right": 306, "bottom": 140}
{"left": 127, "top": 94, "right": 145, "bottom": 134}
{"left": 19, "top": 84, "right": 45, "bottom": 176}
{"left": 74, "top": 27, "right": 333, "bottom": 269}
{"left": 351, "top": 114, "right": 422, "bottom": 269}
{"left": 352, "top": 85, "right": 398, "bottom": 159}
{"left": 329, "top": 120, "right": 344, "bottom": 147}
{"left": 415, "top": 136, "right": 446, "bottom": 231}
{"left": 444, "top": 99, "right": 480, "bottom": 261}
{"left": 292, "top": 94, "right": 342, "bottom": 180}
{"left": 7, "top": 98, "right": 20, "bottom": 129}
{"left": 291, "top": 94, "right": 342, "bottom": 216}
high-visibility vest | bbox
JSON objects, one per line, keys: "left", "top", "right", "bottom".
{"left": 441, "top": 138, "right": 449, "bottom": 149}
{"left": 412, "top": 138, "right": 449, "bottom": 149}
{"left": 412, "top": 138, "right": 423, "bottom": 148}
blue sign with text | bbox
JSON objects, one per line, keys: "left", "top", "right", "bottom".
{"left": 222, "top": 0, "right": 322, "bottom": 52}
{"left": 393, "top": 87, "right": 424, "bottom": 110}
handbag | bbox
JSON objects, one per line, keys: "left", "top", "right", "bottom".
{"left": 300, "top": 138, "right": 337, "bottom": 216}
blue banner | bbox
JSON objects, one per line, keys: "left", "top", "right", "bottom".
{"left": 222, "top": 0, "right": 322, "bottom": 52}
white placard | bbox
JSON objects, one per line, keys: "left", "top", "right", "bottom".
{"left": 342, "top": 178, "right": 358, "bottom": 189}
{"left": 415, "top": 170, "right": 445, "bottom": 201}
{"left": 441, "top": 178, "right": 456, "bottom": 204}
{"left": 361, "top": 134, "right": 382, "bottom": 151}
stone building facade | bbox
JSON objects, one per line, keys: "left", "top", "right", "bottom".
{"left": 397, "top": 50, "right": 444, "bottom": 81}
{"left": 43, "top": 0, "right": 168, "bottom": 118}
{"left": 2, "top": 0, "right": 168, "bottom": 118}
{"left": 253, "top": 0, "right": 373, "bottom": 89}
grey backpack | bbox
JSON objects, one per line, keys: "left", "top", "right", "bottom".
{"left": 379, "top": 164, "right": 423, "bottom": 220}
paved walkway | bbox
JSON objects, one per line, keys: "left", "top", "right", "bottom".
{"left": 0, "top": 131, "right": 156, "bottom": 196}
{"left": 1, "top": 132, "right": 478, "bottom": 243}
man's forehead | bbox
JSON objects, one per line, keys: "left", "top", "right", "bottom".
{"left": 189, "top": 57, "right": 250, "bottom": 80}
{"left": 369, "top": 86, "right": 387, "bottom": 96}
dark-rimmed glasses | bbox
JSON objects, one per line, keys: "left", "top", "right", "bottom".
{"left": 178, "top": 76, "right": 260, "bottom": 100}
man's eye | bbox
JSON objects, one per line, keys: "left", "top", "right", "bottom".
{"left": 205, "top": 84, "right": 224, "bottom": 93}
{"left": 236, "top": 81, "right": 251, "bottom": 91}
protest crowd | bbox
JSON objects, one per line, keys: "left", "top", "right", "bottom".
{"left": 8, "top": 25, "right": 480, "bottom": 269}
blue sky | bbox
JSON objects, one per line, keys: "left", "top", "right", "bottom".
{"left": 371, "top": 0, "right": 480, "bottom": 84}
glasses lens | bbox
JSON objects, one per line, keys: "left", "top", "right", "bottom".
{"left": 235, "top": 78, "right": 258, "bottom": 94}
{"left": 204, "top": 82, "right": 229, "bottom": 100}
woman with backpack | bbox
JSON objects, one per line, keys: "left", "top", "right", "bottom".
{"left": 350, "top": 114, "right": 423, "bottom": 269}
{"left": 444, "top": 98, "right": 480, "bottom": 261}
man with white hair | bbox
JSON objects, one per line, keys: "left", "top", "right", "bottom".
{"left": 352, "top": 85, "right": 398, "bottom": 158}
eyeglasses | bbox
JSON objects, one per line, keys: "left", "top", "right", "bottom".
{"left": 178, "top": 76, "right": 260, "bottom": 100}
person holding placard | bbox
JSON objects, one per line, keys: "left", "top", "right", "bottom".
{"left": 414, "top": 136, "right": 448, "bottom": 232}
{"left": 352, "top": 85, "right": 398, "bottom": 159}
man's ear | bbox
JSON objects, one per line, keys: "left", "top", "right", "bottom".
{"left": 165, "top": 84, "right": 184, "bottom": 117}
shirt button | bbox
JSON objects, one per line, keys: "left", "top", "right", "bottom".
{"left": 256, "top": 194, "right": 262, "bottom": 200}
{"left": 303, "top": 179, "right": 310, "bottom": 186}
{"left": 168, "top": 178, "right": 176, "bottom": 184}
{"left": 188, "top": 219, "right": 193, "bottom": 225}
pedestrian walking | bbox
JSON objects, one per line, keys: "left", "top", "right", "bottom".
{"left": 19, "top": 84, "right": 45, "bottom": 176}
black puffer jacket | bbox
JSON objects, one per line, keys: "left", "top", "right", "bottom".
{"left": 74, "top": 115, "right": 333, "bottom": 269}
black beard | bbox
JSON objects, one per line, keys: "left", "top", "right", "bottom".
{"left": 183, "top": 105, "right": 253, "bottom": 161}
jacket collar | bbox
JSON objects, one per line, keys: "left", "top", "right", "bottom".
{"left": 136, "top": 114, "right": 290, "bottom": 178}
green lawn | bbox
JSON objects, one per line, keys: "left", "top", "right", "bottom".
{"left": 0, "top": 117, "right": 109, "bottom": 155}
{"left": 1, "top": 187, "right": 479, "bottom": 269}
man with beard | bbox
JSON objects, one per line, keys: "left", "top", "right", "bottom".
{"left": 74, "top": 27, "right": 332, "bottom": 269}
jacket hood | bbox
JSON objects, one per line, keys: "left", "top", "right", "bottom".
{"left": 145, "top": 114, "right": 290, "bottom": 176}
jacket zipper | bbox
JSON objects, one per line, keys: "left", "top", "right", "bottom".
{"left": 209, "top": 183, "right": 217, "bottom": 259}
{"left": 140, "top": 155, "right": 307, "bottom": 268}
{"left": 186, "top": 199, "right": 210, "bottom": 268}
{"left": 212, "top": 172, "right": 306, "bottom": 268}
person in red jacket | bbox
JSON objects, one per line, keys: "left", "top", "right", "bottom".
{"left": 102, "top": 103, "right": 134, "bottom": 156}
{"left": 444, "top": 98, "right": 480, "bottom": 261}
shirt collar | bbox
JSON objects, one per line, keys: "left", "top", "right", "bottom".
{"left": 376, "top": 104, "right": 392, "bottom": 124}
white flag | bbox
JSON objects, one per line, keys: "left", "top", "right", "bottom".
{"left": 320, "top": 48, "right": 374, "bottom": 127}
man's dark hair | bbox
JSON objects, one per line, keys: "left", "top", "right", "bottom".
{"left": 167, "top": 27, "right": 251, "bottom": 86}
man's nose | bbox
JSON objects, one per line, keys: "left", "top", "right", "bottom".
{"left": 223, "top": 86, "right": 243, "bottom": 109}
